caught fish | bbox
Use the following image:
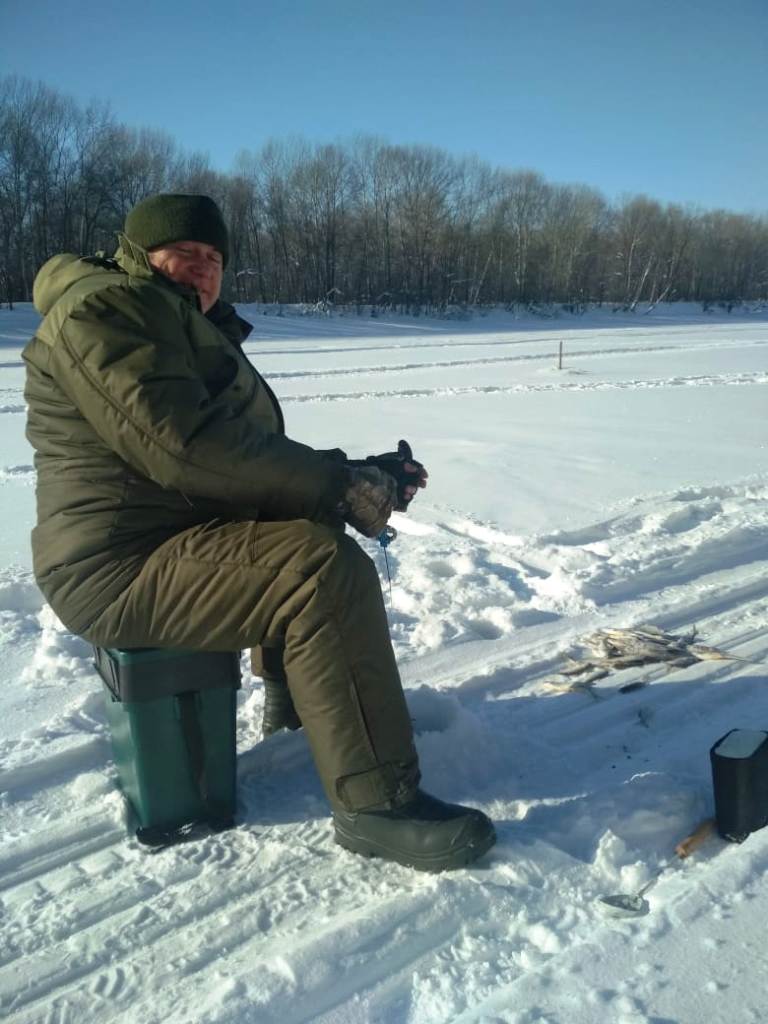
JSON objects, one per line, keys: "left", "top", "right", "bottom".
{"left": 546, "top": 624, "right": 753, "bottom": 696}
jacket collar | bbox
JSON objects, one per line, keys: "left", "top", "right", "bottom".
{"left": 115, "top": 233, "right": 252, "bottom": 345}
{"left": 206, "top": 300, "right": 253, "bottom": 346}
{"left": 116, "top": 233, "right": 200, "bottom": 309}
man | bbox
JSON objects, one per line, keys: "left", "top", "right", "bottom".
{"left": 23, "top": 193, "right": 495, "bottom": 871}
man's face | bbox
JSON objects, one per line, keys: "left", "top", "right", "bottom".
{"left": 147, "top": 241, "right": 224, "bottom": 313}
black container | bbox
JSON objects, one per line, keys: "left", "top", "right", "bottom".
{"left": 710, "top": 728, "right": 768, "bottom": 843}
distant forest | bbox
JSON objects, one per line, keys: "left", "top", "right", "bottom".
{"left": 2, "top": 76, "right": 766, "bottom": 312}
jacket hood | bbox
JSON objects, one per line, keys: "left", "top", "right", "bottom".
{"left": 33, "top": 254, "right": 101, "bottom": 316}
{"left": 33, "top": 240, "right": 252, "bottom": 346}
{"left": 33, "top": 236, "right": 166, "bottom": 317}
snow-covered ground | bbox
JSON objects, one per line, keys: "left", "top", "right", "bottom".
{"left": 2, "top": 301, "right": 768, "bottom": 1023}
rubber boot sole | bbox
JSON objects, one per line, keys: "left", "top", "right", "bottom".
{"left": 333, "top": 816, "right": 496, "bottom": 872}
{"left": 262, "top": 711, "right": 302, "bottom": 738}
{"left": 261, "top": 686, "right": 302, "bottom": 738}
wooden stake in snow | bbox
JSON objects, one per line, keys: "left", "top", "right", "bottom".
{"left": 557, "top": 340, "right": 563, "bottom": 370}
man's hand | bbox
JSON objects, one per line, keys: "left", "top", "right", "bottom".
{"left": 340, "top": 465, "right": 398, "bottom": 538}
{"left": 351, "top": 440, "right": 428, "bottom": 512}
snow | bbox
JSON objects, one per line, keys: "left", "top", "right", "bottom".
{"left": 1, "top": 301, "right": 768, "bottom": 1023}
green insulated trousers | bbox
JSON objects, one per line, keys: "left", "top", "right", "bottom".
{"left": 85, "top": 519, "right": 420, "bottom": 812}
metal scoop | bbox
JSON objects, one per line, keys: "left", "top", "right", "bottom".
{"left": 598, "top": 870, "right": 663, "bottom": 917}
{"left": 596, "top": 817, "right": 715, "bottom": 918}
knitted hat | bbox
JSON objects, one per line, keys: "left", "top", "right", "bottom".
{"left": 123, "top": 193, "right": 230, "bottom": 267}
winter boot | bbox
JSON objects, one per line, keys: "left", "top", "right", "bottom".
{"left": 333, "top": 789, "right": 496, "bottom": 872}
{"left": 262, "top": 677, "right": 302, "bottom": 737}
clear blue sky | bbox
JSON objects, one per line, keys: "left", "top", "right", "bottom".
{"left": 2, "top": 0, "right": 766, "bottom": 213}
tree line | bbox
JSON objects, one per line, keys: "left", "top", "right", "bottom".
{"left": 2, "top": 75, "right": 766, "bottom": 313}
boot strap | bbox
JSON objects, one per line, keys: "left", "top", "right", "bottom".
{"left": 335, "top": 761, "right": 420, "bottom": 812}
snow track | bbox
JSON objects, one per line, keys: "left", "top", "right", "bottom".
{"left": 2, "top": 306, "right": 768, "bottom": 1022}
{"left": 262, "top": 337, "right": 768, "bottom": 383}
{"left": 278, "top": 371, "right": 768, "bottom": 405}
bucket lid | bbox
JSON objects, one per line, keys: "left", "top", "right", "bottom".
{"left": 714, "top": 729, "right": 768, "bottom": 759}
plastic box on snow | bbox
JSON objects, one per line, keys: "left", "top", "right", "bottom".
{"left": 710, "top": 728, "right": 768, "bottom": 843}
{"left": 93, "top": 646, "right": 240, "bottom": 846}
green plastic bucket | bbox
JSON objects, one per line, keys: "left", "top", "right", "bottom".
{"left": 94, "top": 646, "right": 240, "bottom": 845}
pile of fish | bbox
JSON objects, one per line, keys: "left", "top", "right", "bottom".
{"left": 546, "top": 624, "right": 743, "bottom": 695}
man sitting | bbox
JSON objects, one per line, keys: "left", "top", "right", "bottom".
{"left": 23, "top": 193, "right": 495, "bottom": 871}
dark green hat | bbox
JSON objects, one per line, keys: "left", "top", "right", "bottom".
{"left": 124, "top": 193, "right": 230, "bottom": 267}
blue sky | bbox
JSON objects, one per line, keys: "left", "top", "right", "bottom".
{"left": 2, "top": 0, "right": 766, "bottom": 213}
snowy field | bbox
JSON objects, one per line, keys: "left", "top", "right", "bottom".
{"left": 1, "top": 301, "right": 768, "bottom": 1023}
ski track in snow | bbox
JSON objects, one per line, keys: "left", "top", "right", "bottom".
{"left": 278, "top": 371, "right": 768, "bottom": 405}
{"left": 238, "top": 318, "right": 766, "bottom": 355}
{"left": 260, "top": 336, "right": 768, "bottom": 382}
{"left": 2, "top": 307, "right": 768, "bottom": 1022}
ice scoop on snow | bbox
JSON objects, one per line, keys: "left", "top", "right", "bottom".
{"left": 597, "top": 817, "right": 715, "bottom": 918}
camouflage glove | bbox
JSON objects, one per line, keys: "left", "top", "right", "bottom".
{"left": 348, "top": 440, "right": 427, "bottom": 512}
{"left": 341, "top": 465, "right": 397, "bottom": 538}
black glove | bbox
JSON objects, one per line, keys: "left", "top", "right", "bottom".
{"left": 349, "top": 439, "right": 427, "bottom": 512}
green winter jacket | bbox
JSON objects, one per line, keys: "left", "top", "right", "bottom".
{"left": 23, "top": 238, "right": 347, "bottom": 635}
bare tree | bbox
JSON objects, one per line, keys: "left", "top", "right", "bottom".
{"left": 2, "top": 75, "right": 766, "bottom": 310}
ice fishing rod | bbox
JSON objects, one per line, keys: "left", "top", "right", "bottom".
{"left": 378, "top": 525, "right": 397, "bottom": 604}
{"left": 371, "top": 437, "right": 423, "bottom": 604}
